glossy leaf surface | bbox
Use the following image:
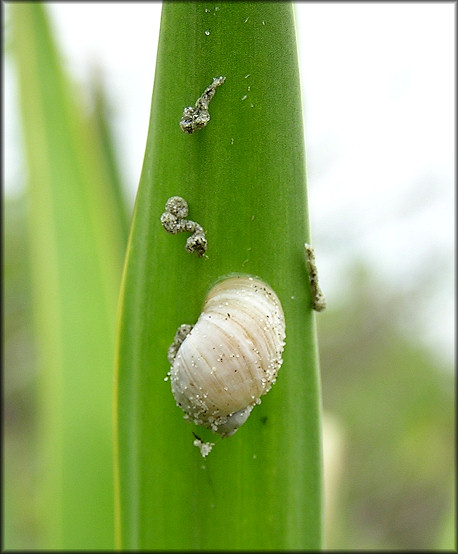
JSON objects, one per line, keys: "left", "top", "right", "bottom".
{"left": 115, "top": 2, "right": 323, "bottom": 549}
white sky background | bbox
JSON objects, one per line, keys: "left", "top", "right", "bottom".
{"left": 4, "top": 2, "right": 455, "bottom": 366}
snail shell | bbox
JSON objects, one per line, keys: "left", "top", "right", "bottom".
{"left": 169, "top": 276, "right": 286, "bottom": 437}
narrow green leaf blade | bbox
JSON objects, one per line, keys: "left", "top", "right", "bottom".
{"left": 116, "top": 2, "right": 323, "bottom": 549}
{"left": 10, "top": 3, "right": 126, "bottom": 548}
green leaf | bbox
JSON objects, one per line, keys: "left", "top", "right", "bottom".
{"left": 89, "top": 67, "right": 131, "bottom": 243}
{"left": 9, "top": 3, "right": 126, "bottom": 548}
{"left": 115, "top": 2, "right": 323, "bottom": 549}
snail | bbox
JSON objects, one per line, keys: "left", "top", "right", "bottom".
{"left": 168, "top": 275, "right": 286, "bottom": 438}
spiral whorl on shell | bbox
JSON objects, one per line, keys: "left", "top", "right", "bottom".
{"left": 168, "top": 276, "right": 286, "bottom": 437}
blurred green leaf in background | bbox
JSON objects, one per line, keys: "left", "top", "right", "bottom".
{"left": 5, "top": 2, "right": 127, "bottom": 548}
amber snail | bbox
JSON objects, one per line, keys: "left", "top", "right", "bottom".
{"left": 167, "top": 275, "right": 286, "bottom": 439}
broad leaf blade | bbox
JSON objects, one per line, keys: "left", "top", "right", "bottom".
{"left": 116, "top": 2, "right": 323, "bottom": 549}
